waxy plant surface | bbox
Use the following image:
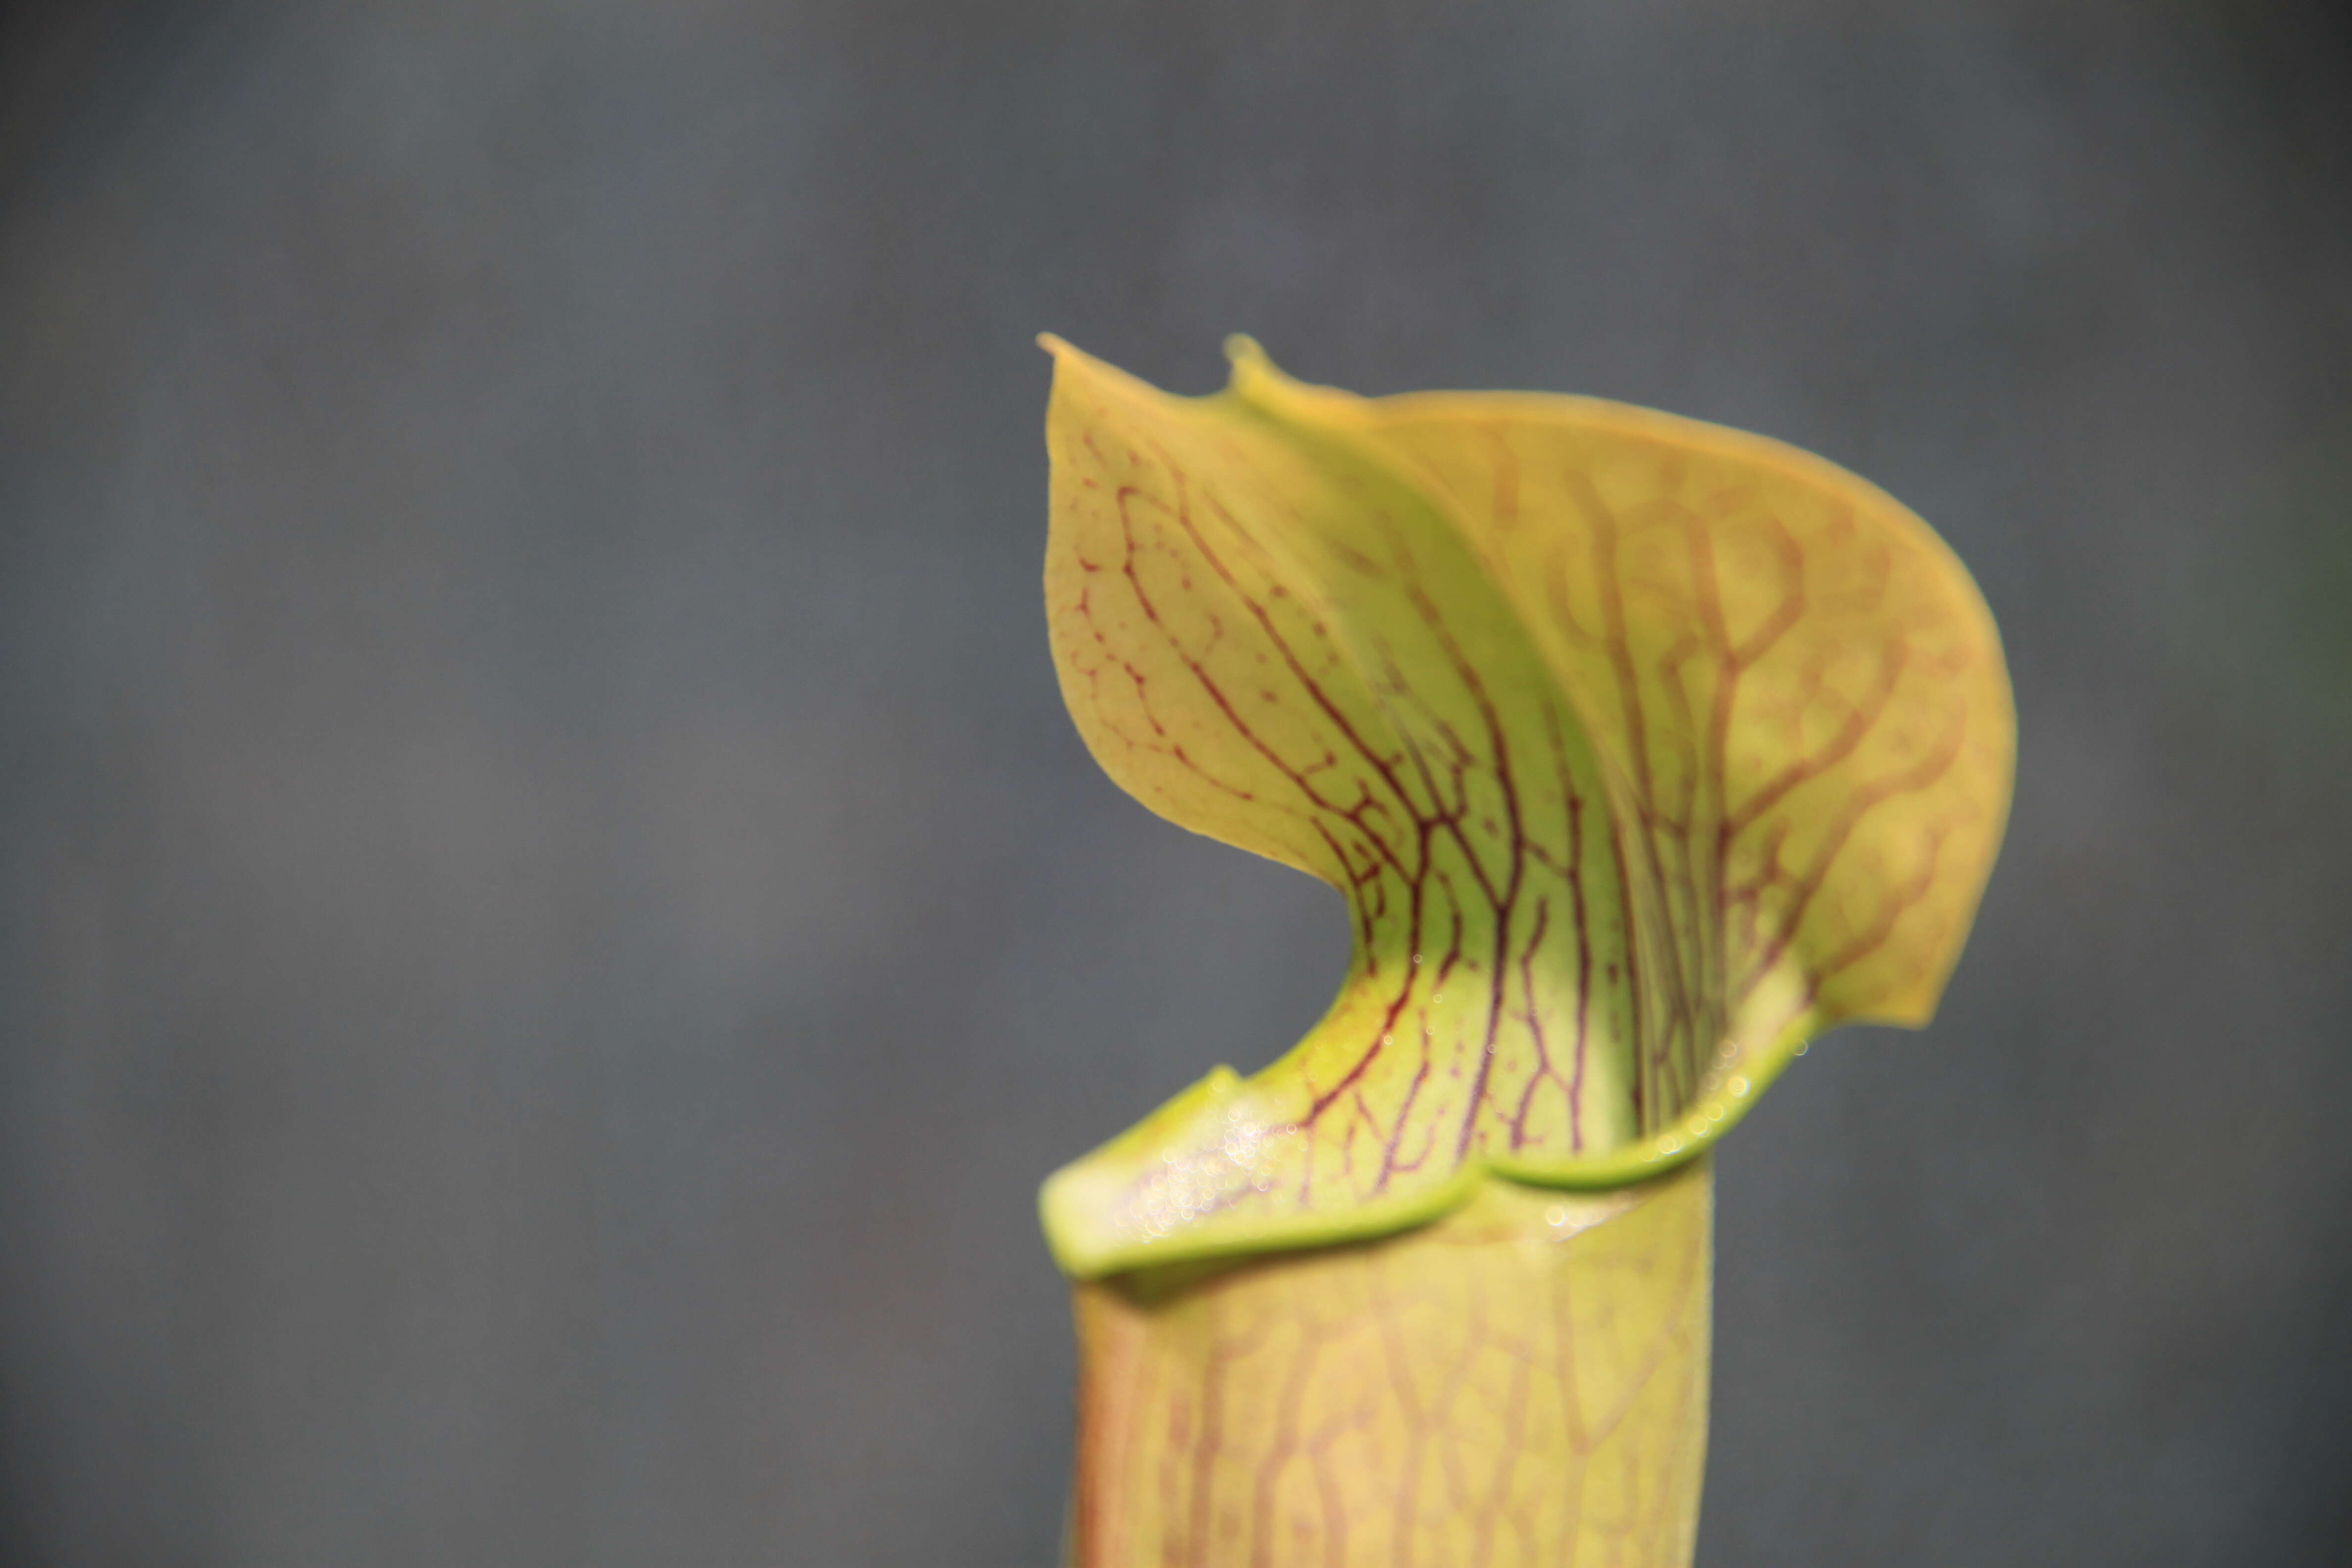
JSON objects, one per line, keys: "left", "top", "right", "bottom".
{"left": 1035, "top": 341, "right": 2010, "bottom": 1567}
{"left": 1039, "top": 339, "right": 2010, "bottom": 1278}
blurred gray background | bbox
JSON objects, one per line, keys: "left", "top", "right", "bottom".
{"left": 2, "top": 2, "right": 2348, "bottom": 1564}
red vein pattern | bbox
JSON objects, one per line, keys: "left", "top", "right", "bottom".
{"left": 1039, "top": 343, "right": 2010, "bottom": 1276}
{"left": 1070, "top": 1159, "right": 1713, "bottom": 1568}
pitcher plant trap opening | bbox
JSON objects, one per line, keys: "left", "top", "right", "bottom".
{"left": 1033, "top": 336, "right": 2013, "bottom": 1568}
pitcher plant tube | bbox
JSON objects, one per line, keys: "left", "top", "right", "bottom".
{"left": 1035, "top": 336, "right": 2013, "bottom": 1568}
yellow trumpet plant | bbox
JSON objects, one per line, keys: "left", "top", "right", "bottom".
{"left": 1036, "top": 336, "right": 2013, "bottom": 1568}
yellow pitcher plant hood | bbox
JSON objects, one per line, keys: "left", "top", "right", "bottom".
{"left": 1036, "top": 336, "right": 2012, "bottom": 1567}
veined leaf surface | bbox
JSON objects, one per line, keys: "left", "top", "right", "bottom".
{"left": 1070, "top": 1158, "right": 1711, "bottom": 1568}
{"left": 1039, "top": 337, "right": 2012, "bottom": 1278}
